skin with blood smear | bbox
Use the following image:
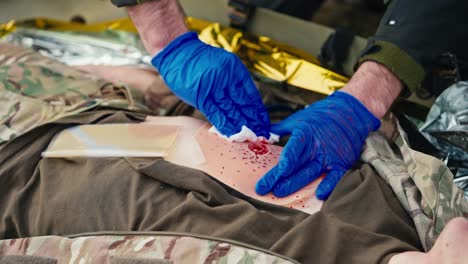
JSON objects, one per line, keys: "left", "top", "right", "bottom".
{"left": 145, "top": 116, "right": 323, "bottom": 215}
{"left": 74, "top": 65, "right": 323, "bottom": 212}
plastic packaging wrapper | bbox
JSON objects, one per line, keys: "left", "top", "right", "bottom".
{"left": 420, "top": 81, "right": 468, "bottom": 198}
{"left": 0, "top": 17, "right": 348, "bottom": 95}
{"left": 3, "top": 27, "right": 151, "bottom": 67}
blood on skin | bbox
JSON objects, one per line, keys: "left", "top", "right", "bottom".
{"left": 248, "top": 143, "right": 269, "bottom": 155}
{"left": 142, "top": 117, "right": 323, "bottom": 214}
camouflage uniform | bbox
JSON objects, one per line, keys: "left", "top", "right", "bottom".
{"left": 0, "top": 233, "right": 298, "bottom": 263}
{"left": 361, "top": 113, "right": 468, "bottom": 251}
{"left": 0, "top": 43, "right": 149, "bottom": 145}
{"left": 0, "top": 43, "right": 466, "bottom": 254}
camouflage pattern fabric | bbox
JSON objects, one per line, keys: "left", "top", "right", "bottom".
{"left": 2, "top": 41, "right": 467, "bottom": 257}
{"left": 361, "top": 113, "right": 468, "bottom": 251}
{"left": 0, "top": 233, "right": 298, "bottom": 264}
{"left": 0, "top": 43, "right": 149, "bottom": 145}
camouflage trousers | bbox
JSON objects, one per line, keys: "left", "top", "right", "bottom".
{"left": 0, "top": 43, "right": 149, "bottom": 145}
{"left": 0, "top": 233, "right": 297, "bottom": 264}
{"left": 362, "top": 113, "right": 468, "bottom": 251}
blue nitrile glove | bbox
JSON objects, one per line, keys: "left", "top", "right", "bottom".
{"left": 255, "top": 91, "right": 381, "bottom": 200}
{"left": 152, "top": 32, "right": 270, "bottom": 139}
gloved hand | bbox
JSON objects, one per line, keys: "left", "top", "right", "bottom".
{"left": 152, "top": 32, "right": 271, "bottom": 139}
{"left": 255, "top": 91, "right": 380, "bottom": 200}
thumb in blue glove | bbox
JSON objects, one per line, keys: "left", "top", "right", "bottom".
{"left": 152, "top": 32, "right": 272, "bottom": 140}
{"left": 255, "top": 91, "right": 380, "bottom": 200}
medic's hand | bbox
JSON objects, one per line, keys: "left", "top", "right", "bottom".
{"left": 255, "top": 91, "right": 380, "bottom": 200}
{"left": 152, "top": 32, "right": 270, "bottom": 138}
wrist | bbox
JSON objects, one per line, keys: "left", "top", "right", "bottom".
{"left": 127, "top": 0, "right": 189, "bottom": 56}
{"left": 331, "top": 91, "right": 381, "bottom": 134}
{"left": 341, "top": 61, "right": 403, "bottom": 119}
{"left": 151, "top": 32, "right": 199, "bottom": 70}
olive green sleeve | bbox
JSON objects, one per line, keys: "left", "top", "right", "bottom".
{"left": 110, "top": 0, "right": 156, "bottom": 7}
{"left": 357, "top": 0, "right": 468, "bottom": 95}
{"left": 358, "top": 40, "right": 425, "bottom": 93}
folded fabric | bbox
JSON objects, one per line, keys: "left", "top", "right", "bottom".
{"left": 0, "top": 111, "right": 422, "bottom": 264}
{"left": 42, "top": 116, "right": 323, "bottom": 214}
{"left": 362, "top": 113, "right": 468, "bottom": 251}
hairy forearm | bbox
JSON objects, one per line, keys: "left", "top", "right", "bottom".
{"left": 127, "top": 0, "right": 189, "bottom": 56}
{"left": 341, "top": 61, "right": 403, "bottom": 118}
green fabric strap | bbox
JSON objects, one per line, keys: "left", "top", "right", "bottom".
{"left": 359, "top": 40, "right": 425, "bottom": 93}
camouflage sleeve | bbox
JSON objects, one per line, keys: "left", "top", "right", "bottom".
{"left": 361, "top": 113, "right": 468, "bottom": 251}
{"left": 110, "top": 0, "right": 158, "bottom": 7}
{"left": 0, "top": 234, "right": 297, "bottom": 264}
{"left": 357, "top": 0, "right": 468, "bottom": 95}
{"left": 0, "top": 43, "right": 149, "bottom": 145}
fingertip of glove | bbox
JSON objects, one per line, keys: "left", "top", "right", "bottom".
{"left": 270, "top": 123, "right": 288, "bottom": 136}
{"left": 254, "top": 125, "right": 272, "bottom": 140}
{"left": 315, "top": 179, "right": 334, "bottom": 200}
{"left": 255, "top": 179, "right": 271, "bottom": 196}
{"left": 272, "top": 185, "right": 291, "bottom": 198}
{"left": 315, "top": 187, "right": 331, "bottom": 200}
{"left": 316, "top": 169, "right": 344, "bottom": 200}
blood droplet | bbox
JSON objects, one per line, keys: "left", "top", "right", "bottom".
{"left": 248, "top": 143, "right": 269, "bottom": 155}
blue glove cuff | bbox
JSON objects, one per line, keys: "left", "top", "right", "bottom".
{"left": 151, "top": 31, "right": 200, "bottom": 71}
{"left": 330, "top": 91, "right": 381, "bottom": 133}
